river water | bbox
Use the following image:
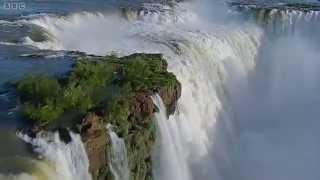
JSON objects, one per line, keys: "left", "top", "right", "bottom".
{"left": 0, "top": 0, "right": 319, "bottom": 180}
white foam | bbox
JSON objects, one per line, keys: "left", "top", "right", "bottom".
{"left": 107, "top": 125, "right": 130, "bottom": 180}
{"left": 16, "top": 132, "right": 91, "bottom": 180}
{"left": 20, "top": 2, "right": 262, "bottom": 180}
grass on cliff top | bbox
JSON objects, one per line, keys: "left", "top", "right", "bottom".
{"left": 15, "top": 53, "right": 177, "bottom": 126}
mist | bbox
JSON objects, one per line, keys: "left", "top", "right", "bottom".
{"left": 15, "top": 1, "right": 320, "bottom": 180}
{"left": 227, "top": 30, "right": 320, "bottom": 180}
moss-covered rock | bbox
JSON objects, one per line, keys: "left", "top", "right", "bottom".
{"left": 16, "top": 53, "right": 181, "bottom": 180}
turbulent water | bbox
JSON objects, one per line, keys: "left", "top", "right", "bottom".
{"left": 107, "top": 125, "right": 130, "bottom": 180}
{"left": 152, "top": 94, "right": 190, "bottom": 180}
{"left": 0, "top": 0, "right": 319, "bottom": 180}
{"left": 5, "top": 132, "right": 91, "bottom": 180}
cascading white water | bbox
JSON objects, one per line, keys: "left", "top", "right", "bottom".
{"left": 107, "top": 125, "right": 130, "bottom": 180}
{"left": 263, "top": 9, "right": 320, "bottom": 37}
{"left": 232, "top": 5, "right": 320, "bottom": 37}
{"left": 20, "top": 1, "right": 263, "bottom": 180}
{"left": 228, "top": 33, "right": 320, "bottom": 180}
{"left": 2, "top": 1, "right": 319, "bottom": 180}
{"left": 152, "top": 94, "right": 191, "bottom": 180}
{"left": 13, "top": 132, "right": 92, "bottom": 180}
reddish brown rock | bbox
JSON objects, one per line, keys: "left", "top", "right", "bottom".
{"left": 80, "top": 113, "right": 110, "bottom": 178}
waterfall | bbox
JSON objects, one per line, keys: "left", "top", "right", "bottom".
{"left": 1, "top": 0, "right": 319, "bottom": 180}
{"left": 146, "top": 27, "right": 261, "bottom": 180}
{"left": 19, "top": 1, "right": 262, "bottom": 180}
{"left": 152, "top": 94, "right": 191, "bottom": 180}
{"left": 227, "top": 24, "right": 320, "bottom": 180}
{"left": 107, "top": 125, "right": 130, "bottom": 180}
{"left": 230, "top": 3, "right": 320, "bottom": 37}
{"left": 15, "top": 132, "right": 91, "bottom": 180}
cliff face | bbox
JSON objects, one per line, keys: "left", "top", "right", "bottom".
{"left": 16, "top": 53, "right": 181, "bottom": 180}
{"left": 82, "top": 91, "right": 180, "bottom": 180}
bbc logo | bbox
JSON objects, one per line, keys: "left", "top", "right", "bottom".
{"left": 3, "top": 1, "right": 26, "bottom": 10}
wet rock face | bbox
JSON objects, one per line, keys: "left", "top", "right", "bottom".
{"left": 132, "top": 92, "right": 155, "bottom": 120}
{"left": 15, "top": 53, "right": 181, "bottom": 180}
{"left": 159, "top": 80, "right": 181, "bottom": 115}
{"left": 56, "top": 127, "right": 72, "bottom": 143}
{"left": 85, "top": 89, "right": 180, "bottom": 180}
{"left": 80, "top": 114, "right": 112, "bottom": 179}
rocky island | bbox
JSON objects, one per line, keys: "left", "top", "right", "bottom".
{"left": 15, "top": 53, "right": 181, "bottom": 180}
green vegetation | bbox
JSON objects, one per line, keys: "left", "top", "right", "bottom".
{"left": 16, "top": 53, "right": 180, "bottom": 180}
{"left": 16, "top": 53, "right": 177, "bottom": 126}
{"left": 16, "top": 75, "right": 63, "bottom": 124}
{"left": 107, "top": 96, "right": 131, "bottom": 137}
